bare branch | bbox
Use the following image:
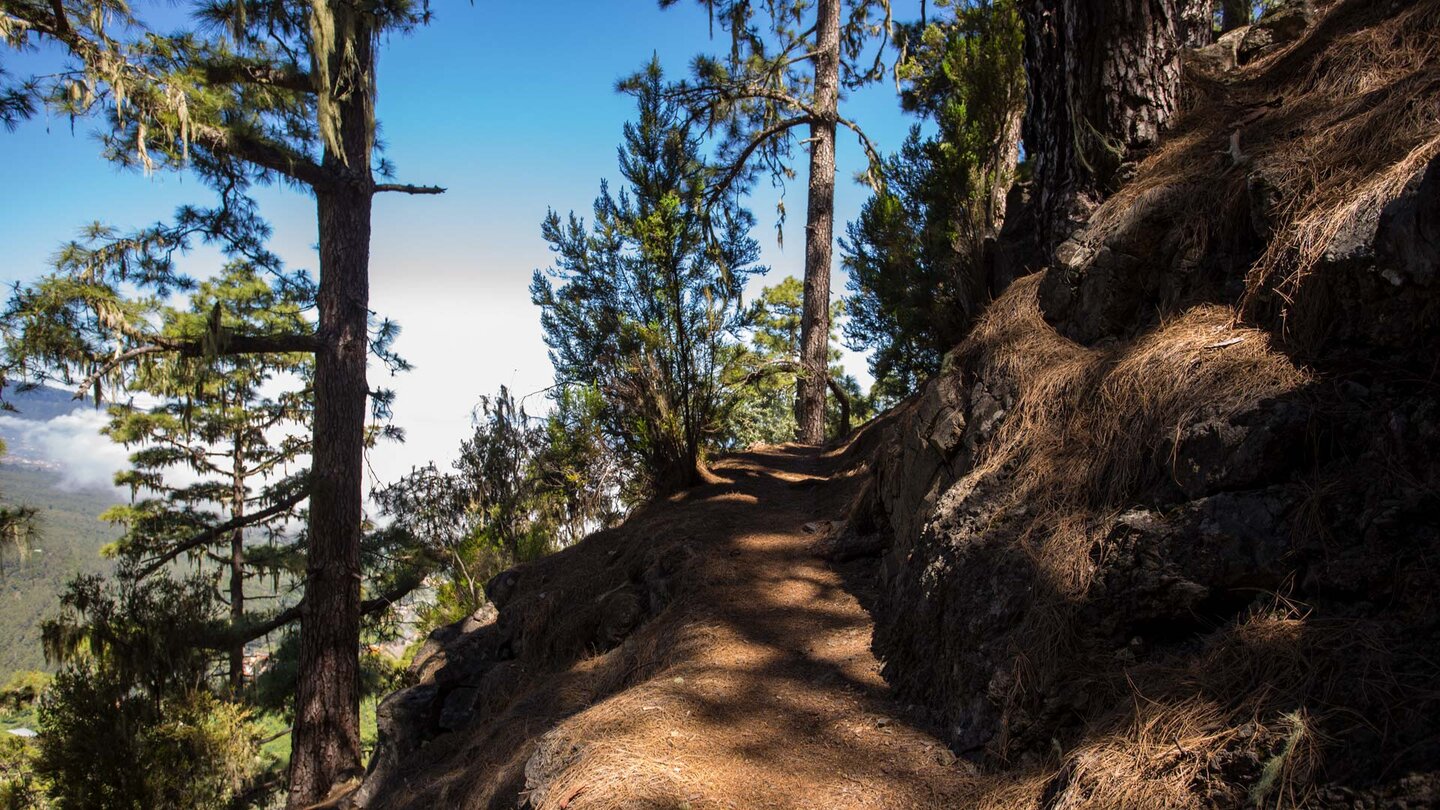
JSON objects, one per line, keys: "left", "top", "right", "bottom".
{"left": 373, "top": 183, "right": 446, "bottom": 195}
{"left": 708, "top": 115, "right": 812, "bottom": 204}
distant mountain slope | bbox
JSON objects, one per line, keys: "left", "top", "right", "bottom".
{"left": 0, "top": 386, "right": 121, "bottom": 677}
{"left": 0, "top": 464, "right": 118, "bottom": 676}
{"left": 0, "top": 384, "right": 90, "bottom": 424}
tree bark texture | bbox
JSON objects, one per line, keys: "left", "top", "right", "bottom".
{"left": 287, "top": 186, "right": 372, "bottom": 809}
{"left": 1020, "top": 0, "right": 1210, "bottom": 250}
{"left": 796, "top": 0, "right": 841, "bottom": 445}
{"left": 287, "top": 3, "right": 376, "bottom": 803}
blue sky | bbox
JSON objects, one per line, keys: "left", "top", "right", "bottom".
{"left": 1, "top": 0, "right": 925, "bottom": 484}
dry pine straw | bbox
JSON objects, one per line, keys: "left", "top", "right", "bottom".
{"left": 363, "top": 5, "right": 1437, "bottom": 807}
{"left": 1078, "top": 0, "right": 1440, "bottom": 341}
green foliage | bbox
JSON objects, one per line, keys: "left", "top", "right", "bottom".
{"left": 41, "top": 574, "right": 218, "bottom": 699}
{"left": 534, "top": 385, "right": 626, "bottom": 540}
{"left": 35, "top": 665, "right": 260, "bottom": 810}
{"left": 532, "top": 59, "right": 763, "bottom": 494}
{"left": 0, "top": 671, "right": 48, "bottom": 809}
{"left": 725, "top": 278, "right": 871, "bottom": 445}
{"left": 842, "top": 0, "right": 1025, "bottom": 399}
{"left": 379, "top": 385, "right": 622, "bottom": 627}
{"left": 0, "top": 672, "right": 48, "bottom": 714}
{"left": 0, "top": 734, "right": 48, "bottom": 810}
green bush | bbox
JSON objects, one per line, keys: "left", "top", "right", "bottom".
{"left": 35, "top": 666, "right": 260, "bottom": 809}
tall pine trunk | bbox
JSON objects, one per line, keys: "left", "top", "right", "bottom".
{"left": 796, "top": 0, "right": 840, "bottom": 444}
{"left": 229, "top": 428, "right": 245, "bottom": 693}
{"left": 287, "top": 4, "right": 376, "bottom": 804}
{"left": 1221, "top": 0, "right": 1250, "bottom": 32}
{"left": 1020, "top": 0, "right": 1208, "bottom": 251}
{"left": 288, "top": 184, "right": 372, "bottom": 806}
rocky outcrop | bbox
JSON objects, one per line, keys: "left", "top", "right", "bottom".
{"left": 849, "top": 1, "right": 1440, "bottom": 804}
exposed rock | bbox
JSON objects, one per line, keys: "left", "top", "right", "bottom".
{"left": 1377, "top": 155, "right": 1440, "bottom": 288}
{"left": 1239, "top": 0, "right": 1317, "bottom": 64}
{"left": 1188, "top": 25, "right": 1250, "bottom": 74}
{"left": 409, "top": 602, "right": 498, "bottom": 683}
{"left": 353, "top": 685, "right": 441, "bottom": 807}
{"left": 1283, "top": 155, "right": 1440, "bottom": 355}
{"left": 484, "top": 568, "right": 521, "bottom": 608}
{"left": 595, "top": 586, "right": 643, "bottom": 650}
{"left": 1165, "top": 397, "right": 1310, "bottom": 499}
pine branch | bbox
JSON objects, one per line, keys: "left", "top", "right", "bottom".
{"left": 46, "top": 0, "right": 71, "bottom": 37}
{"left": 200, "top": 61, "right": 313, "bottom": 93}
{"left": 373, "top": 182, "right": 446, "bottom": 195}
{"left": 132, "top": 487, "right": 309, "bottom": 580}
{"left": 189, "top": 123, "right": 329, "bottom": 189}
{"left": 678, "top": 83, "right": 821, "bottom": 120}
{"left": 72, "top": 331, "right": 320, "bottom": 400}
{"left": 707, "top": 114, "right": 812, "bottom": 205}
{"left": 835, "top": 112, "right": 885, "bottom": 186}
{"left": 196, "top": 567, "right": 427, "bottom": 649}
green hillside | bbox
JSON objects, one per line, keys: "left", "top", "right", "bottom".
{"left": 0, "top": 461, "right": 119, "bottom": 678}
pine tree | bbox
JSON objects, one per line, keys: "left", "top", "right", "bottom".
{"left": 100, "top": 262, "right": 312, "bottom": 693}
{"left": 843, "top": 0, "right": 1025, "bottom": 397}
{"left": 533, "top": 59, "right": 762, "bottom": 495}
{"left": 656, "top": 0, "right": 893, "bottom": 443}
{"left": 728, "top": 277, "right": 866, "bottom": 444}
{"left": 0, "top": 0, "right": 441, "bottom": 799}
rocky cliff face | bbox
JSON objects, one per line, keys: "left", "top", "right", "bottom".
{"left": 854, "top": 0, "right": 1440, "bottom": 804}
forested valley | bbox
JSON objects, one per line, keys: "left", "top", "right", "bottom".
{"left": 0, "top": 0, "right": 1437, "bottom": 807}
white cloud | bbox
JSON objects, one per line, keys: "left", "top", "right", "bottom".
{"left": 0, "top": 409, "right": 129, "bottom": 492}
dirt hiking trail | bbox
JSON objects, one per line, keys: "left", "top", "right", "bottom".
{"left": 373, "top": 442, "right": 983, "bottom": 809}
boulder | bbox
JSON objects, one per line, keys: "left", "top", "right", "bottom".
{"left": 1239, "top": 0, "right": 1317, "bottom": 64}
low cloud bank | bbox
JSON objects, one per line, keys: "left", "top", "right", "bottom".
{"left": 0, "top": 409, "right": 128, "bottom": 492}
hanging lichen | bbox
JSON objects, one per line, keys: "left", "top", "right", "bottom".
{"left": 309, "top": 0, "right": 375, "bottom": 165}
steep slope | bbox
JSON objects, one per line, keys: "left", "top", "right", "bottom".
{"left": 356, "top": 444, "right": 987, "bottom": 809}
{"left": 855, "top": 0, "right": 1440, "bottom": 806}
{"left": 355, "top": 1, "right": 1438, "bottom": 808}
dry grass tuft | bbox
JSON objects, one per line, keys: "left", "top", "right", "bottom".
{"left": 926, "top": 275, "right": 1345, "bottom": 805}
{"left": 1076, "top": 0, "right": 1440, "bottom": 347}
{"left": 957, "top": 275, "right": 1308, "bottom": 599}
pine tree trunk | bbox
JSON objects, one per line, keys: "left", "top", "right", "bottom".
{"left": 1220, "top": 0, "right": 1250, "bottom": 32}
{"left": 287, "top": 184, "right": 371, "bottom": 807}
{"left": 1020, "top": 0, "right": 1209, "bottom": 250}
{"left": 229, "top": 431, "right": 245, "bottom": 693}
{"left": 796, "top": 0, "right": 840, "bottom": 445}
{"left": 287, "top": 6, "right": 376, "bottom": 804}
